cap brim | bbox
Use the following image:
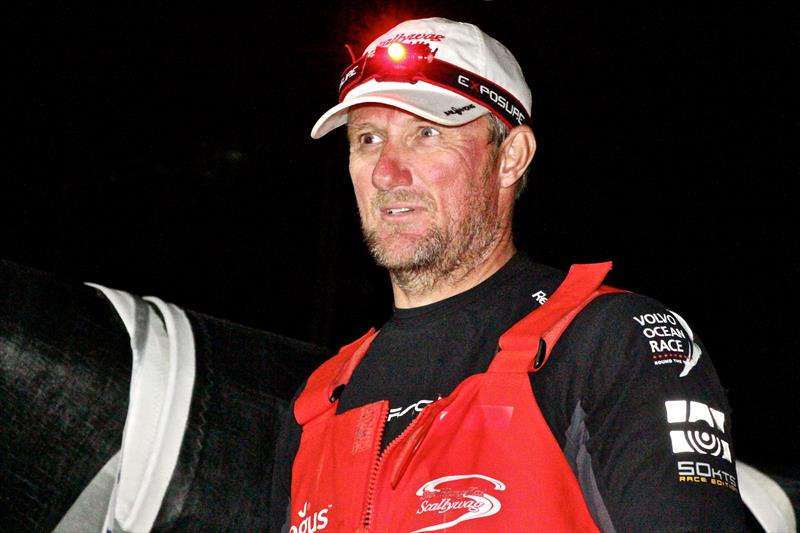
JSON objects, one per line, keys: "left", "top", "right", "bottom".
{"left": 310, "top": 80, "right": 490, "bottom": 139}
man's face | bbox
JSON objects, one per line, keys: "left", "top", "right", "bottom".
{"left": 347, "top": 105, "right": 503, "bottom": 278}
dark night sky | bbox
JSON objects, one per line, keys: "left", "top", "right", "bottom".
{"left": 6, "top": 2, "right": 798, "bottom": 472}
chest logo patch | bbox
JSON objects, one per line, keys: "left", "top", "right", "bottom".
{"left": 411, "top": 474, "right": 505, "bottom": 532}
{"left": 388, "top": 399, "right": 433, "bottom": 422}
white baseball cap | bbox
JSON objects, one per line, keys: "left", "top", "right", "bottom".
{"left": 310, "top": 17, "right": 532, "bottom": 139}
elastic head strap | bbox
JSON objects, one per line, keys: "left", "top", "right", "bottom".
{"left": 338, "top": 46, "right": 531, "bottom": 128}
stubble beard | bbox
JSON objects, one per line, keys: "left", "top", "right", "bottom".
{"left": 361, "top": 164, "right": 503, "bottom": 296}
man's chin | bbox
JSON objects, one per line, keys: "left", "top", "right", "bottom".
{"left": 366, "top": 233, "right": 441, "bottom": 271}
{"left": 371, "top": 243, "right": 424, "bottom": 270}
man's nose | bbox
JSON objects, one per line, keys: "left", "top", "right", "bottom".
{"left": 371, "top": 143, "right": 413, "bottom": 190}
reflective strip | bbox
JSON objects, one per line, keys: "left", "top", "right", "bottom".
{"left": 86, "top": 285, "right": 196, "bottom": 533}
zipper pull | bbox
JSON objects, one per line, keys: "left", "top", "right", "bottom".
{"left": 388, "top": 396, "right": 454, "bottom": 488}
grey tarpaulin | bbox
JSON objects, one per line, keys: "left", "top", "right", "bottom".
{"left": 1, "top": 259, "right": 326, "bottom": 531}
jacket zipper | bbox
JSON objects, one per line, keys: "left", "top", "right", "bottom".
{"left": 357, "top": 400, "right": 389, "bottom": 533}
{"left": 359, "top": 397, "right": 452, "bottom": 531}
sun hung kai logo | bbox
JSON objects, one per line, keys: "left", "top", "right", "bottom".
{"left": 411, "top": 474, "right": 505, "bottom": 533}
{"left": 665, "top": 400, "right": 738, "bottom": 491}
{"left": 664, "top": 400, "right": 732, "bottom": 462}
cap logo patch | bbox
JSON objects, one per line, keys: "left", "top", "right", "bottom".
{"left": 377, "top": 32, "right": 445, "bottom": 47}
{"left": 443, "top": 104, "right": 476, "bottom": 117}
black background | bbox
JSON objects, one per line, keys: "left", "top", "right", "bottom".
{"left": 6, "top": 2, "right": 797, "bottom": 474}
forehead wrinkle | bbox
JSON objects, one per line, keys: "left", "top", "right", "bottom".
{"left": 347, "top": 120, "right": 375, "bottom": 133}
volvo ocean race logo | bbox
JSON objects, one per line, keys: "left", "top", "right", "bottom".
{"left": 632, "top": 309, "right": 702, "bottom": 376}
{"left": 411, "top": 474, "right": 505, "bottom": 533}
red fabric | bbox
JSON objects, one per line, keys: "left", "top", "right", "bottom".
{"left": 294, "top": 328, "right": 377, "bottom": 425}
{"left": 291, "top": 263, "right": 623, "bottom": 532}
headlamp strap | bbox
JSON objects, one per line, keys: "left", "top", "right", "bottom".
{"left": 338, "top": 46, "right": 530, "bottom": 128}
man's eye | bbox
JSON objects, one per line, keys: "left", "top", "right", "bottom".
{"left": 420, "top": 126, "right": 440, "bottom": 137}
{"left": 360, "top": 133, "right": 382, "bottom": 145}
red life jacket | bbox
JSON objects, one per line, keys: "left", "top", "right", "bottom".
{"left": 291, "top": 262, "right": 625, "bottom": 532}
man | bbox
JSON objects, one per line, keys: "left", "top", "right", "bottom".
{"left": 272, "top": 17, "right": 747, "bottom": 531}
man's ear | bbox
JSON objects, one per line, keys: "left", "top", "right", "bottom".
{"left": 497, "top": 126, "right": 536, "bottom": 189}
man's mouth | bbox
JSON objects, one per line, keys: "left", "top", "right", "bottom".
{"left": 385, "top": 207, "right": 414, "bottom": 215}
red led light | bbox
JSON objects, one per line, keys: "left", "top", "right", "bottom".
{"left": 337, "top": 41, "right": 530, "bottom": 127}
{"left": 386, "top": 42, "right": 407, "bottom": 62}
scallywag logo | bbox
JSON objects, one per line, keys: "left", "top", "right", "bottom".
{"left": 633, "top": 310, "right": 702, "bottom": 376}
{"left": 665, "top": 400, "right": 738, "bottom": 491}
{"left": 411, "top": 474, "right": 505, "bottom": 532}
{"left": 376, "top": 32, "right": 446, "bottom": 48}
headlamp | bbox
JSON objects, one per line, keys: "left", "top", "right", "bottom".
{"left": 337, "top": 43, "right": 531, "bottom": 128}
{"left": 386, "top": 42, "right": 408, "bottom": 62}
